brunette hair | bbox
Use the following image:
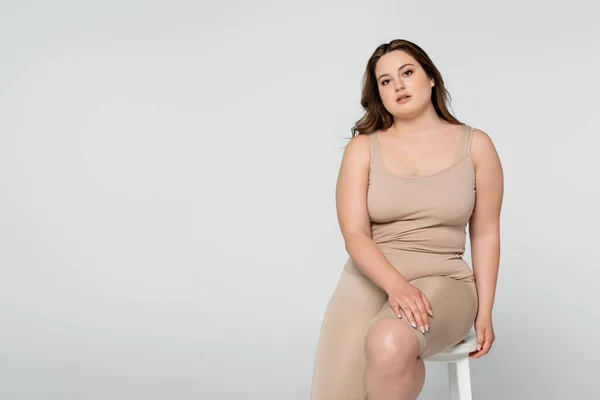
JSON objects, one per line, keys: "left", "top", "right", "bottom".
{"left": 350, "top": 39, "right": 461, "bottom": 137}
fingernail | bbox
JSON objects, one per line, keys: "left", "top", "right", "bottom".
{"left": 397, "top": 314, "right": 402, "bottom": 319}
{"left": 411, "top": 322, "right": 417, "bottom": 328}
{"left": 477, "top": 344, "right": 482, "bottom": 351}
{"left": 420, "top": 326, "right": 425, "bottom": 333}
{"left": 425, "top": 324, "right": 429, "bottom": 332}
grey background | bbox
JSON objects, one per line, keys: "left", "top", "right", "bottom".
{"left": 1, "top": 0, "right": 599, "bottom": 399}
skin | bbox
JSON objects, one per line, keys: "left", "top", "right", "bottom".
{"left": 336, "top": 49, "right": 503, "bottom": 399}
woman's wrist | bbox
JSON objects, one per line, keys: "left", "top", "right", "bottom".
{"left": 382, "top": 272, "right": 409, "bottom": 295}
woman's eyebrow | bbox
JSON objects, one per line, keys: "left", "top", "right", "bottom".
{"left": 377, "top": 63, "right": 415, "bottom": 80}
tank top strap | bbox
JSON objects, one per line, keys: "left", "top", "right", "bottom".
{"left": 368, "top": 132, "right": 382, "bottom": 171}
{"left": 456, "top": 123, "right": 475, "bottom": 161}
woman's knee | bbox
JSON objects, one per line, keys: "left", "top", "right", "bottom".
{"left": 364, "top": 318, "right": 420, "bottom": 371}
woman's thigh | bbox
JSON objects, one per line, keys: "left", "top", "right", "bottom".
{"left": 311, "top": 270, "right": 387, "bottom": 400}
{"left": 370, "top": 275, "right": 478, "bottom": 359}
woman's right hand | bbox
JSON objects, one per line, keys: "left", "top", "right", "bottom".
{"left": 387, "top": 279, "right": 433, "bottom": 333}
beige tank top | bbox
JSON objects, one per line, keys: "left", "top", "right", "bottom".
{"left": 366, "top": 123, "right": 476, "bottom": 256}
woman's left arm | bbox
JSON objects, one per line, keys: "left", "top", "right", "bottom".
{"left": 468, "top": 128, "right": 504, "bottom": 359}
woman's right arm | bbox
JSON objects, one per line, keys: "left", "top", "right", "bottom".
{"left": 336, "top": 134, "right": 406, "bottom": 293}
{"left": 336, "top": 134, "right": 432, "bottom": 332}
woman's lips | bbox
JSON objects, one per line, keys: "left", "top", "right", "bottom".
{"left": 397, "top": 95, "right": 411, "bottom": 104}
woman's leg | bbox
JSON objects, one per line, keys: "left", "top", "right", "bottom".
{"left": 364, "top": 318, "right": 425, "bottom": 400}
{"left": 310, "top": 270, "right": 387, "bottom": 400}
{"left": 411, "top": 275, "right": 478, "bottom": 359}
{"left": 363, "top": 275, "right": 478, "bottom": 400}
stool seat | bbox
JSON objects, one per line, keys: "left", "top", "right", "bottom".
{"left": 424, "top": 330, "right": 477, "bottom": 362}
{"left": 423, "top": 330, "right": 478, "bottom": 400}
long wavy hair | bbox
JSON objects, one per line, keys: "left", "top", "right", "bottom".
{"left": 350, "top": 39, "right": 461, "bottom": 138}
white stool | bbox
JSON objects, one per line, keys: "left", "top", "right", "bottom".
{"left": 423, "top": 330, "right": 477, "bottom": 400}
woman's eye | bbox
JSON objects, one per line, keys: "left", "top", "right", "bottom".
{"left": 381, "top": 70, "right": 412, "bottom": 85}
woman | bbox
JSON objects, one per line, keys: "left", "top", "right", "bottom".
{"left": 310, "top": 39, "right": 504, "bottom": 400}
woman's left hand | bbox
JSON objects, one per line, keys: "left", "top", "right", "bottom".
{"left": 469, "top": 314, "right": 495, "bottom": 359}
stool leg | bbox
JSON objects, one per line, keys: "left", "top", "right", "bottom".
{"left": 456, "top": 357, "right": 472, "bottom": 400}
{"left": 448, "top": 362, "right": 459, "bottom": 400}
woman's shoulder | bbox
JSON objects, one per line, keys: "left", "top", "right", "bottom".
{"left": 342, "top": 132, "right": 374, "bottom": 168}
{"left": 346, "top": 131, "right": 374, "bottom": 151}
{"left": 469, "top": 127, "right": 495, "bottom": 151}
{"left": 469, "top": 126, "right": 501, "bottom": 168}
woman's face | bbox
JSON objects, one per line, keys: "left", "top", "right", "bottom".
{"left": 374, "top": 50, "right": 435, "bottom": 118}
